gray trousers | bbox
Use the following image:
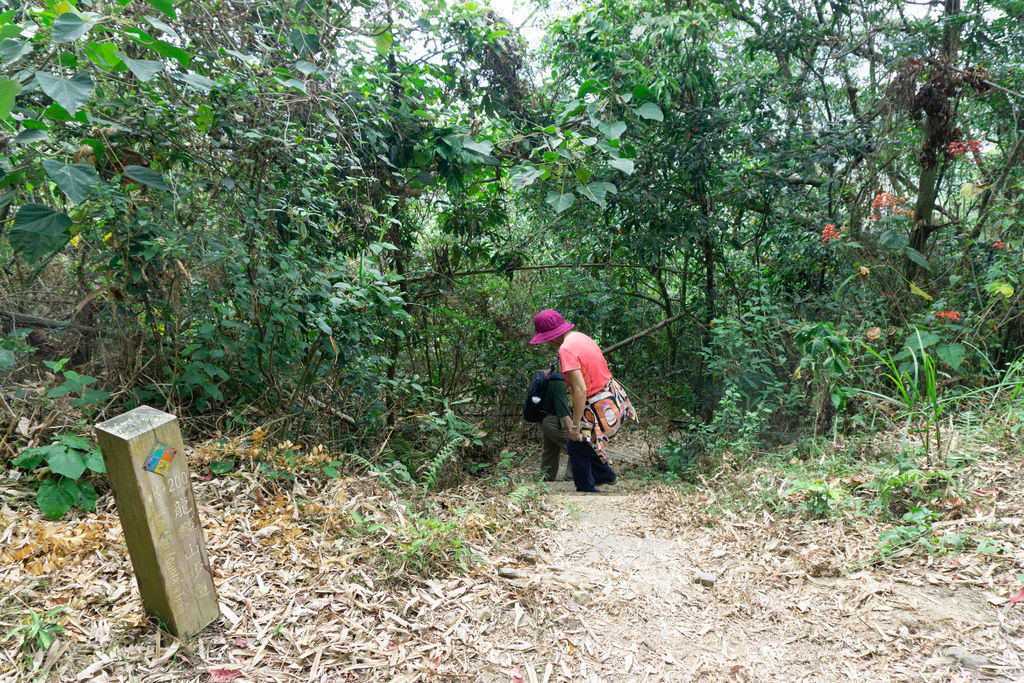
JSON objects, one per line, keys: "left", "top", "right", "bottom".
{"left": 540, "top": 413, "right": 569, "bottom": 481}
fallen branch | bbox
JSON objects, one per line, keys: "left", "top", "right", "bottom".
{"left": 602, "top": 310, "right": 692, "bottom": 356}
{"left": 1, "top": 311, "right": 104, "bottom": 334}
{"left": 402, "top": 262, "right": 685, "bottom": 284}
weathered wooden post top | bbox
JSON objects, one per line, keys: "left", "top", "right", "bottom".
{"left": 94, "top": 406, "right": 219, "bottom": 638}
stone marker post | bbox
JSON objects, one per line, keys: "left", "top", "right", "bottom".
{"left": 95, "top": 406, "right": 219, "bottom": 638}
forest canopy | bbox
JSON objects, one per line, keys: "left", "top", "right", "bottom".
{"left": 1, "top": 0, "right": 1022, "bottom": 495}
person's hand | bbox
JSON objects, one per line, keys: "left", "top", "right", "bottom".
{"left": 568, "top": 425, "right": 583, "bottom": 442}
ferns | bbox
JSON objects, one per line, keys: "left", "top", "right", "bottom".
{"left": 507, "top": 483, "right": 539, "bottom": 507}
{"left": 340, "top": 450, "right": 403, "bottom": 494}
{"left": 419, "top": 438, "right": 459, "bottom": 491}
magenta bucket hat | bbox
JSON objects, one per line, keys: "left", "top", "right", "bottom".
{"left": 529, "top": 309, "right": 574, "bottom": 344}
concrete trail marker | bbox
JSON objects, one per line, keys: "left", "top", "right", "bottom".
{"left": 95, "top": 406, "right": 219, "bottom": 638}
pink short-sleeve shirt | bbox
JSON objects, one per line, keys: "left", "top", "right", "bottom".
{"left": 558, "top": 332, "right": 611, "bottom": 397}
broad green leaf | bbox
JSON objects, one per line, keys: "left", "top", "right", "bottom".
{"left": 288, "top": 28, "right": 319, "bottom": 56}
{"left": 558, "top": 99, "right": 583, "bottom": 122}
{"left": 608, "top": 157, "right": 635, "bottom": 174}
{"left": 879, "top": 228, "right": 907, "bottom": 250}
{"left": 12, "top": 128, "right": 46, "bottom": 143}
{"left": 0, "top": 24, "right": 21, "bottom": 40}
{"left": 132, "top": 35, "right": 189, "bottom": 67}
{"left": 575, "top": 181, "right": 617, "bottom": 209}
{"left": 46, "top": 384, "right": 72, "bottom": 398}
{"left": 52, "top": 13, "right": 92, "bottom": 42}
{"left": 275, "top": 76, "right": 306, "bottom": 92}
{"left": 577, "top": 79, "right": 600, "bottom": 98}
{"left": 463, "top": 139, "right": 494, "bottom": 155}
{"left": 57, "top": 433, "right": 92, "bottom": 451}
{"left": 177, "top": 72, "right": 215, "bottom": 92}
{"left": 46, "top": 445, "right": 86, "bottom": 479}
{"left": 115, "top": 51, "right": 162, "bottom": 81}
{"left": 35, "top": 71, "right": 93, "bottom": 115}
{"left": 373, "top": 29, "right": 392, "bottom": 55}
{"left": 574, "top": 167, "right": 591, "bottom": 184}
{"left": 123, "top": 165, "right": 169, "bottom": 190}
{"left": 85, "top": 41, "right": 121, "bottom": 70}
{"left": 221, "top": 48, "right": 257, "bottom": 65}
{"left": 904, "top": 247, "right": 931, "bottom": 271}
{"left": 9, "top": 204, "right": 72, "bottom": 261}
{"left": 545, "top": 191, "right": 575, "bottom": 213}
{"left": 598, "top": 119, "right": 626, "bottom": 140}
{"left": 209, "top": 459, "right": 235, "bottom": 475}
{"left": 0, "top": 77, "right": 20, "bottom": 118}
{"left": 934, "top": 343, "right": 966, "bottom": 370}
{"left": 142, "top": 0, "right": 176, "bottom": 19}
{"left": 143, "top": 14, "right": 180, "bottom": 41}
{"left": 69, "top": 479, "right": 97, "bottom": 511}
{"left": 42, "top": 160, "right": 99, "bottom": 204}
{"left": 204, "top": 383, "right": 223, "bottom": 401}
{"left": 0, "top": 38, "right": 32, "bottom": 64}
{"left": 37, "top": 479, "right": 74, "bottom": 519}
{"left": 13, "top": 445, "right": 52, "bottom": 470}
{"left": 0, "top": 348, "right": 14, "bottom": 371}
{"left": 43, "top": 101, "right": 88, "bottom": 123}
{"left": 986, "top": 280, "right": 1014, "bottom": 298}
{"left": 636, "top": 102, "right": 663, "bottom": 121}
{"left": 510, "top": 164, "right": 542, "bottom": 188}
{"left": 904, "top": 329, "right": 940, "bottom": 351}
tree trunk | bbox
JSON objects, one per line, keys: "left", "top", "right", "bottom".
{"left": 906, "top": 0, "right": 960, "bottom": 282}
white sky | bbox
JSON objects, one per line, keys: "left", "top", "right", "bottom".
{"left": 486, "top": 0, "right": 560, "bottom": 50}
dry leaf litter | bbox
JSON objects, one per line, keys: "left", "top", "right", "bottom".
{"left": 1, "top": 429, "right": 1022, "bottom": 682}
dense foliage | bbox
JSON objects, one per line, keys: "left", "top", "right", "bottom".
{"left": 2, "top": 0, "right": 1022, "bottom": 499}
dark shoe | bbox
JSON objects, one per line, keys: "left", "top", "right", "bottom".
{"left": 595, "top": 475, "right": 617, "bottom": 486}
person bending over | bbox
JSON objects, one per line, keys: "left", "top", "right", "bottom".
{"left": 537, "top": 362, "right": 573, "bottom": 481}
{"left": 528, "top": 309, "right": 636, "bottom": 492}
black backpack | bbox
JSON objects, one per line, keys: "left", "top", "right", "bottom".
{"left": 523, "top": 364, "right": 563, "bottom": 423}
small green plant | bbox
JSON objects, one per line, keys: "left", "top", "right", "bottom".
{"left": 876, "top": 506, "right": 939, "bottom": 560}
{"left": 419, "top": 439, "right": 459, "bottom": 491}
{"left": 13, "top": 434, "right": 106, "bottom": 519}
{"left": 386, "top": 512, "right": 471, "bottom": 577}
{"left": 784, "top": 478, "right": 847, "bottom": 518}
{"left": 497, "top": 450, "right": 517, "bottom": 471}
{"left": 659, "top": 437, "right": 700, "bottom": 479}
{"left": 42, "top": 358, "right": 111, "bottom": 415}
{"left": 794, "top": 321, "right": 853, "bottom": 421}
{"left": 0, "top": 329, "right": 34, "bottom": 371}
{"left": 345, "top": 510, "right": 384, "bottom": 539}
{"left": 508, "top": 481, "right": 543, "bottom": 507}
{"left": 209, "top": 458, "right": 236, "bottom": 475}
{"left": 856, "top": 329, "right": 957, "bottom": 463}
{"left": 5, "top": 606, "right": 66, "bottom": 654}
{"left": 869, "top": 457, "right": 965, "bottom": 520}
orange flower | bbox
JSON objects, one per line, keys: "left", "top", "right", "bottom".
{"left": 820, "top": 223, "right": 841, "bottom": 244}
{"left": 935, "top": 310, "right": 961, "bottom": 322}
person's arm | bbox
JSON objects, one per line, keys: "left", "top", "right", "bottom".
{"left": 548, "top": 378, "right": 572, "bottom": 431}
{"left": 564, "top": 368, "right": 587, "bottom": 441}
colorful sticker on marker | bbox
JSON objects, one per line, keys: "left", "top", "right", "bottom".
{"left": 143, "top": 441, "right": 176, "bottom": 475}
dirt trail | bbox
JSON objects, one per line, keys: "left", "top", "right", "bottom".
{"left": 503, "top": 448, "right": 1024, "bottom": 681}
{"left": 4, "top": 433, "right": 1023, "bottom": 682}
